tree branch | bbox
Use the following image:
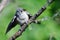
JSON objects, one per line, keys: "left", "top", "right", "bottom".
{"left": 0, "top": 0, "right": 8, "bottom": 12}
{"left": 9, "top": 0, "right": 54, "bottom": 40}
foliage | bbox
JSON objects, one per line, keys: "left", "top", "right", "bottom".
{"left": 0, "top": 0, "right": 60, "bottom": 40}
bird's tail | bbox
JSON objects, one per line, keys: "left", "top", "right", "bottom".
{"left": 5, "top": 21, "right": 17, "bottom": 34}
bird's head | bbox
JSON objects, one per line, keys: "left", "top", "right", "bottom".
{"left": 16, "top": 8, "right": 26, "bottom": 14}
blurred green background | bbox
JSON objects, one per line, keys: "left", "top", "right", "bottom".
{"left": 0, "top": 0, "right": 60, "bottom": 40}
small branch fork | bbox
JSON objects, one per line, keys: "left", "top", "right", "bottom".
{"left": 9, "top": 0, "right": 54, "bottom": 40}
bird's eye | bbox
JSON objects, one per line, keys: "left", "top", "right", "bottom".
{"left": 21, "top": 10, "right": 22, "bottom": 12}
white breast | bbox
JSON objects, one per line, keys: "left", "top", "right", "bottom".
{"left": 17, "top": 11, "right": 29, "bottom": 24}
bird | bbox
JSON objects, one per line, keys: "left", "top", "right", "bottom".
{"left": 5, "top": 8, "right": 41, "bottom": 34}
{"left": 6, "top": 8, "right": 32, "bottom": 34}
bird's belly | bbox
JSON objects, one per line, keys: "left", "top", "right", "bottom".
{"left": 19, "top": 19, "right": 28, "bottom": 24}
{"left": 17, "top": 13, "right": 29, "bottom": 24}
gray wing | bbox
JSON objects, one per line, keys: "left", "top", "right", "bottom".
{"left": 6, "top": 16, "right": 18, "bottom": 34}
